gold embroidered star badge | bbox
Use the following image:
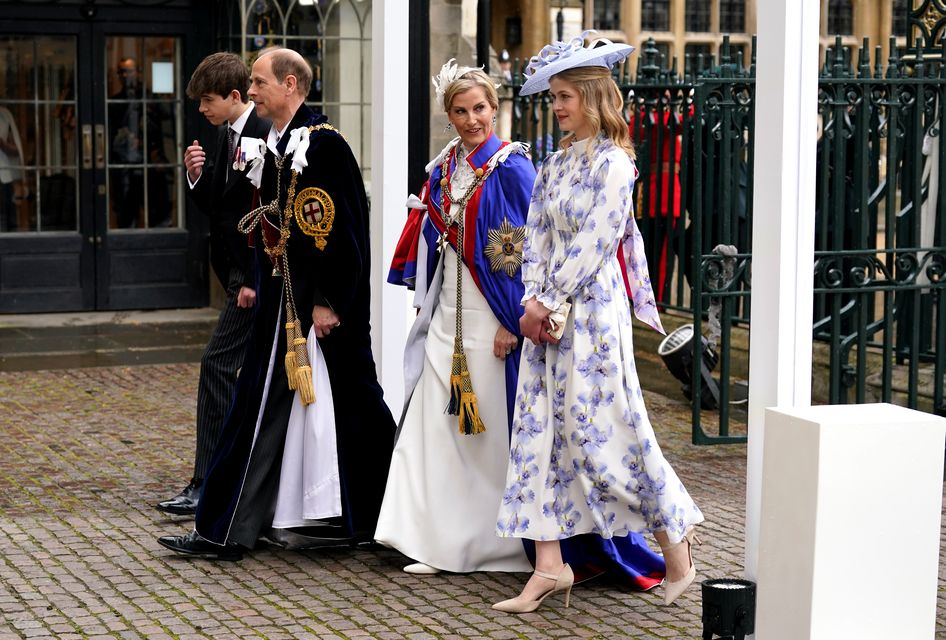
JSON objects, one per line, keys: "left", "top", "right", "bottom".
{"left": 484, "top": 217, "right": 525, "bottom": 277}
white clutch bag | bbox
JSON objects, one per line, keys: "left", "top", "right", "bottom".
{"left": 547, "top": 301, "right": 572, "bottom": 340}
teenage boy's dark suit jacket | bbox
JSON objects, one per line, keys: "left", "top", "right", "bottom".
{"left": 189, "top": 106, "right": 272, "bottom": 288}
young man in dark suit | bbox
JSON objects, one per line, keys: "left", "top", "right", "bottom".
{"left": 156, "top": 53, "right": 271, "bottom": 516}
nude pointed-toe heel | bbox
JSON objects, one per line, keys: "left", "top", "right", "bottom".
{"left": 663, "top": 528, "right": 701, "bottom": 606}
{"left": 492, "top": 563, "right": 574, "bottom": 613}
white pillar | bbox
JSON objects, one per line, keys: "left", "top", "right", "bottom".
{"left": 745, "top": 0, "right": 820, "bottom": 578}
{"left": 370, "top": 1, "right": 411, "bottom": 413}
{"left": 756, "top": 405, "right": 946, "bottom": 639}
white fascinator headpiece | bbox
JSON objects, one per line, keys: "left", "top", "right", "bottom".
{"left": 432, "top": 58, "right": 477, "bottom": 111}
{"left": 431, "top": 58, "right": 500, "bottom": 111}
{"left": 520, "top": 29, "right": 634, "bottom": 96}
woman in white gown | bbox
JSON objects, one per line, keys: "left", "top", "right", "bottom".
{"left": 376, "top": 63, "right": 535, "bottom": 574}
{"left": 493, "top": 33, "right": 705, "bottom": 613}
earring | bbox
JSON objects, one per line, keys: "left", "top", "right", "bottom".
{"left": 492, "top": 115, "right": 497, "bottom": 126}
{"left": 443, "top": 122, "right": 453, "bottom": 133}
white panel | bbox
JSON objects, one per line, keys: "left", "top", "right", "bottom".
{"left": 757, "top": 404, "right": 945, "bottom": 640}
{"left": 370, "top": 0, "right": 410, "bottom": 413}
{"left": 151, "top": 61, "right": 173, "bottom": 94}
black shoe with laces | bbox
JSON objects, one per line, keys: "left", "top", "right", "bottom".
{"left": 156, "top": 478, "right": 202, "bottom": 516}
{"left": 156, "top": 530, "right": 244, "bottom": 561}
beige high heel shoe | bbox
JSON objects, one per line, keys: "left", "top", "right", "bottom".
{"left": 662, "top": 528, "right": 701, "bottom": 606}
{"left": 492, "top": 563, "right": 574, "bottom": 613}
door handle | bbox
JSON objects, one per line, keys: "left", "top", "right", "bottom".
{"left": 94, "top": 124, "right": 105, "bottom": 169}
{"left": 82, "top": 124, "right": 93, "bottom": 169}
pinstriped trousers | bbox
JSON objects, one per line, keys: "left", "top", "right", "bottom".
{"left": 193, "top": 268, "right": 256, "bottom": 481}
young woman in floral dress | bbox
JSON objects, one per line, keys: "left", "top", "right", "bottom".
{"left": 493, "top": 33, "right": 705, "bottom": 613}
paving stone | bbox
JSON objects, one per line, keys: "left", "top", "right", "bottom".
{"left": 0, "top": 362, "right": 943, "bottom": 638}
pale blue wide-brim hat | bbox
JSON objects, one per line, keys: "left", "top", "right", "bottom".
{"left": 520, "top": 30, "right": 634, "bottom": 96}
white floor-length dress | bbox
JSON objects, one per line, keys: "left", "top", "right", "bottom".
{"left": 375, "top": 145, "right": 531, "bottom": 573}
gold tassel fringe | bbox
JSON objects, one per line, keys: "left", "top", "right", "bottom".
{"left": 444, "top": 337, "right": 485, "bottom": 435}
{"left": 295, "top": 365, "right": 315, "bottom": 406}
{"left": 458, "top": 388, "right": 485, "bottom": 435}
{"left": 445, "top": 337, "right": 464, "bottom": 415}
{"left": 292, "top": 335, "right": 315, "bottom": 405}
{"left": 284, "top": 321, "right": 298, "bottom": 390}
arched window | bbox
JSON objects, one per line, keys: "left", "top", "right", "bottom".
{"left": 215, "top": 0, "right": 372, "bottom": 180}
{"left": 827, "top": 0, "right": 853, "bottom": 36}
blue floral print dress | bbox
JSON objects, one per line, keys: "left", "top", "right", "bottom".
{"left": 496, "top": 135, "right": 704, "bottom": 546}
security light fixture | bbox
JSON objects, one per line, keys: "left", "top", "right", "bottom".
{"left": 657, "top": 323, "right": 720, "bottom": 410}
{"left": 701, "top": 578, "right": 756, "bottom": 640}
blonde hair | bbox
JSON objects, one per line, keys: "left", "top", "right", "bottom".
{"left": 443, "top": 68, "right": 499, "bottom": 112}
{"left": 552, "top": 66, "right": 635, "bottom": 159}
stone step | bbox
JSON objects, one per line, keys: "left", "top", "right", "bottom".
{"left": 0, "top": 309, "right": 218, "bottom": 371}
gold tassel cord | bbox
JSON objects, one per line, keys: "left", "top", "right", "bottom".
{"left": 439, "top": 152, "right": 489, "bottom": 435}
{"left": 280, "top": 241, "right": 315, "bottom": 408}
{"left": 447, "top": 337, "right": 464, "bottom": 415}
{"left": 446, "top": 338, "right": 484, "bottom": 434}
{"left": 292, "top": 334, "right": 315, "bottom": 404}
{"left": 256, "top": 145, "right": 322, "bottom": 408}
{"left": 284, "top": 306, "right": 299, "bottom": 390}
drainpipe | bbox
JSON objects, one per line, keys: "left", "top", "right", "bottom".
{"left": 477, "top": 0, "right": 490, "bottom": 73}
{"left": 408, "top": 0, "right": 430, "bottom": 192}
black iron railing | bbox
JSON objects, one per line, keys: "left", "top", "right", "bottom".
{"left": 505, "top": 34, "right": 946, "bottom": 444}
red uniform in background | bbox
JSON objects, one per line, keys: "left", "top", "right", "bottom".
{"left": 629, "top": 105, "right": 684, "bottom": 304}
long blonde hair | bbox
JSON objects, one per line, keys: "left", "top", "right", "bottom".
{"left": 552, "top": 66, "right": 635, "bottom": 159}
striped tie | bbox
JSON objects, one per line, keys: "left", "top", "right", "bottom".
{"left": 227, "top": 127, "right": 236, "bottom": 177}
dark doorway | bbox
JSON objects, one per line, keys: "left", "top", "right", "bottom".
{"left": 0, "top": 3, "right": 210, "bottom": 312}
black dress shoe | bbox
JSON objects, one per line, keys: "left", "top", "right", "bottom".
{"left": 157, "top": 530, "right": 244, "bottom": 561}
{"left": 156, "top": 478, "right": 202, "bottom": 516}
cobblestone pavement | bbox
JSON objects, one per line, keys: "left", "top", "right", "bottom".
{"left": 0, "top": 364, "right": 942, "bottom": 639}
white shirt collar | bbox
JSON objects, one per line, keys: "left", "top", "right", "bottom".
{"left": 267, "top": 120, "right": 293, "bottom": 157}
{"left": 228, "top": 102, "right": 255, "bottom": 136}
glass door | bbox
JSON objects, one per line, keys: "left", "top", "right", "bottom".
{"left": 0, "top": 9, "right": 206, "bottom": 313}
{"left": 0, "top": 27, "right": 89, "bottom": 313}
{"left": 105, "top": 36, "right": 181, "bottom": 231}
{"left": 95, "top": 28, "right": 199, "bottom": 310}
{"left": 0, "top": 35, "right": 78, "bottom": 234}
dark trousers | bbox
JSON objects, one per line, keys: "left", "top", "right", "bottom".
{"left": 227, "top": 352, "right": 295, "bottom": 549}
{"left": 227, "top": 351, "right": 294, "bottom": 548}
{"left": 193, "top": 269, "right": 255, "bottom": 481}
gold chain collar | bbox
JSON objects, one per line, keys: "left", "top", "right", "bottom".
{"left": 237, "top": 123, "right": 342, "bottom": 261}
{"left": 436, "top": 147, "right": 496, "bottom": 254}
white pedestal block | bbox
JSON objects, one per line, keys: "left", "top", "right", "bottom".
{"left": 756, "top": 403, "right": 945, "bottom": 640}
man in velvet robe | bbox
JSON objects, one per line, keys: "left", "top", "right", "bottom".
{"left": 158, "top": 48, "right": 395, "bottom": 560}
